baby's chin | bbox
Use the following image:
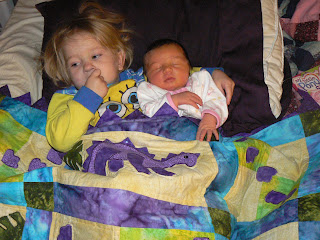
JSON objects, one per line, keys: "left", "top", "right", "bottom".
{"left": 166, "top": 86, "right": 181, "bottom": 91}
{"left": 165, "top": 83, "right": 186, "bottom": 91}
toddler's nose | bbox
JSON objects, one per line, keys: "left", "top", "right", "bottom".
{"left": 84, "top": 61, "right": 95, "bottom": 72}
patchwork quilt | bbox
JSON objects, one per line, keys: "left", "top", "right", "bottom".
{"left": 0, "top": 88, "right": 320, "bottom": 240}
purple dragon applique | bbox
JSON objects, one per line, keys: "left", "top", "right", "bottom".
{"left": 83, "top": 138, "right": 200, "bottom": 176}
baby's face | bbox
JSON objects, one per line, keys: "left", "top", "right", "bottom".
{"left": 145, "top": 44, "right": 190, "bottom": 91}
{"left": 62, "top": 31, "right": 125, "bottom": 89}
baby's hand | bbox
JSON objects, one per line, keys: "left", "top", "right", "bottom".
{"left": 85, "top": 69, "right": 108, "bottom": 98}
{"left": 171, "top": 91, "right": 203, "bottom": 109}
{"left": 196, "top": 113, "right": 219, "bottom": 141}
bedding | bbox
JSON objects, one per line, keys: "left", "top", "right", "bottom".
{"left": 0, "top": 0, "right": 44, "bottom": 104}
{"left": 0, "top": 81, "right": 320, "bottom": 239}
{"left": 0, "top": 0, "right": 320, "bottom": 239}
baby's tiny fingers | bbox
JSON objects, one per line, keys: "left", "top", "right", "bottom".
{"left": 196, "top": 129, "right": 202, "bottom": 141}
{"left": 213, "top": 130, "right": 219, "bottom": 141}
{"left": 191, "top": 94, "right": 203, "bottom": 105}
{"left": 188, "top": 100, "right": 200, "bottom": 109}
{"left": 205, "top": 131, "right": 212, "bottom": 142}
{"left": 198, "top": 129, "right": 207, "bottom": 141}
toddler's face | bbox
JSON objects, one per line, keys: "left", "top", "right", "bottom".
{"left": 62, "top": 31, "right": 125, "bottom": 89}
{"left": 145, "top": 44, "right": 190, "bottom": 91}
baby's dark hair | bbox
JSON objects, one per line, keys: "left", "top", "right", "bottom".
{"left": 143, "top": 38, "right": 191, "bottom": 75}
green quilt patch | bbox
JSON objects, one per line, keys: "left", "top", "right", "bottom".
{"left": 0, "top": 110, "right": 32, "bottom": 153}
{"left": 298, "top": 192, "right": 320, "bottom": 221}
{"left": 24, "top": 182, "right": 54, "bottom": 212}
{"left": 300, "top": 110, "right": 320, "bottom": 137}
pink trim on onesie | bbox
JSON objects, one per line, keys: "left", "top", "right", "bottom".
{"left": 165, "top": 93, "right": 178, "bottom": 111}
{"left": 202, "top": 110, "right": 221, "bottom": 128}
{"left": 166, "top": 87, "right": 189, "bottom": 112}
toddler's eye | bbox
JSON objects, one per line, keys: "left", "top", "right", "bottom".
{"left": 71, "top": 63, "right": 79, "bottom": 68}
{"left": 92, "top": 54, "right": 101, "bottom": 59}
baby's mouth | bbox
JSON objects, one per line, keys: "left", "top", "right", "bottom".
{"left": 165, "top": 77, "right": 175, "bottom": 82}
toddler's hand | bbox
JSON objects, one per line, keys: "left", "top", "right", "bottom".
{"left": 212, "top": 69, "right": 235, "bottom": 105}
{"left": 171, "top": 91, "right": 203, "bottom": 109}
{"left": 85, "top": 69, "right": 108, "bottom": 98}
{"left": 196, "top": 113, "right": 219, "bottom": 141}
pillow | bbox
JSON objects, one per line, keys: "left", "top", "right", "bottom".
{"left": 0, "top": 0, "right": 45, "bottom": 104}
{"left": 217, "top": 0, "right": 292, "bottom": 135}
{"left": 35, "top": 0, "right": 292, "bottom": 136}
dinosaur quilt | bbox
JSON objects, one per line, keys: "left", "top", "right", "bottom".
{"left": 0, "top": 88, "right": 320, "bottom": 239}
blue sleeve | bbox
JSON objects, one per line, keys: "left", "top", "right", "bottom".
{"left": 201, "top": 67, "right": 224, "bottom": 75}
{"left": 73, "top": 86, "right": 103, "bottom": 114}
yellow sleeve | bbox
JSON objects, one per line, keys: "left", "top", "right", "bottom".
{"left": 46, "top": 93, "right": 95, "bottom": 152}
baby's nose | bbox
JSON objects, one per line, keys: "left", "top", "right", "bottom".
{"left": 163, "top": 65, "right": 173, "bottom": 73}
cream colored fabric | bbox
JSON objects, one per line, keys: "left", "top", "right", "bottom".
{"left": 224, "top": 138, "right": 309, "bottom": 222}
{"left": 261, "top": 0, "right": 285, "bottom": 118}
{"left": 58, "top": 131, "right": 218, "bottom": 207}
{"left": 0, "top": 0, "right": 44, "bottom": 103}
{"left": 253, "top": 222, "right": 299, "bottom": 240}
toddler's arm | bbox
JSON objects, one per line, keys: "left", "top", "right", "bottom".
{"left": 46, "top": 69, "right": 108, "bottom": 152}
{"left": 211, "top": 69, "right": 235, "bottom": 105}
{"left": 46, "top": 87, "right": 103, "bottom": 152}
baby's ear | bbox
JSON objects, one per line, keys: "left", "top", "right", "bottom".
{"left": 117, "top": 50, "right": 126, "bottom": 71}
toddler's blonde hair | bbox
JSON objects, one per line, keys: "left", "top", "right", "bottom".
{"left": 43, "top": 0, "right": 133, "bottom": 87}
